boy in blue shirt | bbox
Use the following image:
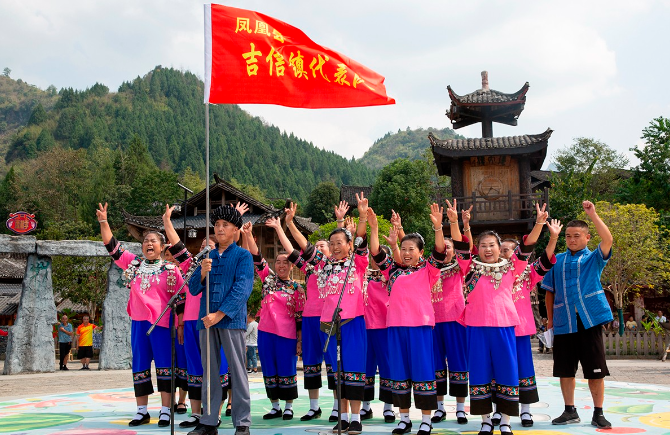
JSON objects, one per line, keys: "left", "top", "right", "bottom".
{"left": 542, "top": 201, "right": 613, "bottom": 429}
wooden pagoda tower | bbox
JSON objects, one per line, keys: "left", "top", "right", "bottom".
{"left": 429, "top": 71, "right": 552, "bottom": 235}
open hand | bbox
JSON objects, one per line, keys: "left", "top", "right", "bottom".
{"left": 235, "top": 202, "right": 249, "bottom": 217}
{"left": 265, "top": 217, "right": 281, "bottom": 230}
{"left": 334, "top": 201, "right": 350, "bottom": 221}
{"left": 547, "top": 219, "right": 563, "bottom": 238}
{"left": 390, "top": 210, "right": 402, "bottom": 228}
{"left": 430, "top": 203, "right": 445, "bottom": 228}
{"left": 366, "top": 208, "right": 378, "bottom": 228}
{"left": 382, "top": 226, "right": 398, "bottom": 246}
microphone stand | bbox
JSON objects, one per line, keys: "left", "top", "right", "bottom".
{"left": 147, "top": 254, "right": 206, "bottom": 435}
{"left": 323, "top": 243, "right": 359, "bottom": 435}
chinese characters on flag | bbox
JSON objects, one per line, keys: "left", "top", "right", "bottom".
{"left": 204, "top": 4, "right": 395, "bottom": 108}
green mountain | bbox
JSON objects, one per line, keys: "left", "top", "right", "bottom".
{"left": 1, "top": 67, "right": 375, "bottom": 203}
{"left": 359, "top": 126, "right": 463, "bottom": 170}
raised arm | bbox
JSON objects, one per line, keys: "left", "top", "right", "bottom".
{"left": 390, "top": 210, "right": 406, "bottom": 241}
{"left": 461, "top": 205, "right": 474, "bottom": 251}
{"left": 383, "top": 226, "right": 401, "bottom": 263}
{"left": 430, "top": 203, "right": 446, "bottom": 253}
{"left": 525, "top": 203, "right": 549, "bottom": 246}
{"left": 445, "top": 199, "right": 461, "bottom": 242}
{"left": 335, "top": 201, "right": 349, "bottom": 228}
{"left": 266, "top": 217, "right": 295, "bottom": 253}
{"left": 367, "top": 208, "right": 380, "bottom": 256}
{"left": 583, "top": 201, "right": 613, "bottom": 257}
{"left": 285, "top": 202, "right": 309, "bottom": 250}
{"left": 241, "top": 222, "right": 258, "bottom": 256}
{"left": 162, "top": 204, "right": 181, "bottom": 246}
{"left": 96, "top": 202, "right": 113, "bottom": 244}
{"left": 355, "top": 192, "right": 368, "bottom": 239}
{"left": 545, "top": 219, "right": 563, "bottom": 259}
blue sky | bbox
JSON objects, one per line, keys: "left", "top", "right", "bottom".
{"left": 2, "top": 0, "right": 669, "bottom": 167}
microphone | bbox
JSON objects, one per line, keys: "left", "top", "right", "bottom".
{"left": 354, "top": 237, "right": 364, "bottom": 249}
{"left": 194, "top": 245, "right": 212, "bottom": 262}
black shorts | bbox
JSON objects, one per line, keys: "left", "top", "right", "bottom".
{"left": 553, "top": 315, "right": 609, "bottom": 379}
{"left": 77, "top": 346, "right": 93, "bottom": 359}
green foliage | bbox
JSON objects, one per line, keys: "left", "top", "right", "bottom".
{"left": 28, "top": 103, "right": 47, "bottom": 126}
{"left": 2, "top": 67, "right": 10, "bottom": 77}
{"left": 52, "top": 256, "right": 110, "bottom": 323}
{"left": 369, "top": 158, "right": 434, "bottom": 248}
{"left": 619, "top": 117, "right": 670, "bottom": 212}
{"left": 229, "top": 178, "right": 269, "bottom": 204}
{"left": 309, "top": 216, "right": 392, "bottom": 245}
{"left": 0, "top": 167, "right": 18, "bottom": 234}
{"left": 359, "top": 126, "right": 463, "bottom": 170}
{"left": 305, "top": 181, "right": 340, "bottom": 224}
{"left": 2, "top": 67, "right": 375, "bottom": 204}
{"left": 247, "top": 277, "right": 263, "bottom": 317}
{"left": 579, "top": 201, "right": 668, "bottom": 309}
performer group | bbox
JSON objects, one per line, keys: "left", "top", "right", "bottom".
{"left": 95, "top": 193, "right": 614, "bottom": 435}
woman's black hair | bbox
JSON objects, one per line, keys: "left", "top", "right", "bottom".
{"left": 380, "top": 245, "right": 392, "bottom": 256}
{"left": 401, "top": 233, "right": 425, "bottom": 251}
{"left": 477, "top": 230, "right": 502, "bottom": 246}
{"left": 144, "top": 231, "right": 166, "bottom": 246}
{"left": 329, "top": 227, "right": 352, "bottom": 242}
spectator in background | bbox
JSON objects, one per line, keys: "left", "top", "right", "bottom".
{"left": 246, "top": 313, "right": 258, "bottom": 374}
{"left": 655, "top": 310, "right": 667, "bottom": 324}
{"left": 625, "top": 316, "right": 637, "bottom": 331}
{"left": 538, "top": 318, "right": 548, "bottom": 353}
{"left": 611, "top": 316, "right": 620, "bottom": 332}
{"left": 75, "top": 313, "right": 97, "bottom": 370}
{"left": 58, "top": 314, "right": 74, "bottom": 370}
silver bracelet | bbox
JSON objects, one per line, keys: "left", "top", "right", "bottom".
{"left": 432, "top": 224, "right": 443, "bottom": 231}
{"left": 98, "top": 220, "right": 107, "bottom": 223}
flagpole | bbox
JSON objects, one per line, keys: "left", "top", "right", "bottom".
{"left": 205, "top": 102, "right": 211, "bottom": 415}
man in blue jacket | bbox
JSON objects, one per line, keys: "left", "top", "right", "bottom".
{"left": 188, "top": 204, "right": 254, "bottom": 435}
{"left": 542, "top": 201, "right": 613, "bottom": 430}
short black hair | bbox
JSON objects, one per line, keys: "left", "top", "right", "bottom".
{"left": 329, "top": 227, "right": 352, "bottom": 242}
{"left": 566, "top": 220, "right": 590, "bottom": 231}
{"left": 401, "top": 233, "right": 424, "bottom": 251}
{"left": 478, "top": 230, "right": 502, "bottom": 246}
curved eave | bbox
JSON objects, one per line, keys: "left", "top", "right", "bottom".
{"left": 447, "top": 82, "right": 530, "bottom": 107}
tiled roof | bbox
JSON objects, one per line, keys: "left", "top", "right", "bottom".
{"left": 0, "top": 282, "right": 21, "bottom": 295}
{"left": 429, "top": 128, "right": 553, "bottom": 152}
{"left": 0, "top": 292, "right": 20, "bottom": 316}
{"left": 340, "top": 185, "right": 372, "bottom": 206}
{"left": 122, "top": 212, "right": 266, "bottom": 231}
{"left": 448, "top": 83, "right": 529, "bottom": 106}
{"left": 0, "top": 255, "right": 26, "bottom": 279}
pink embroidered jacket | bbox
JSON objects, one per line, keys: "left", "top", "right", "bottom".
{"left": 373, "top": 249, "right": 446, "bottom": 328}
{"left": 106, "top": 237, "right": 185, "bottom": 329}
{"left": 513, "top": 252, "right": 556, "bottom": 336}
{"left": 432, "top": 261, "right": 466, "bottom": 324}
{"left": 300, "top": 241, "right": 369, "bottom": 322}
{"left": 253, "top": 254, "right": 305, "bottom": 340}
{"left": 453, "top": 239, "right": 534, "bottom": 328}
{"left": 288, "top": 251, "right": 324, "bottom": 318}
{"left": 363, "top": 269, "right": 389, "bottom": 330}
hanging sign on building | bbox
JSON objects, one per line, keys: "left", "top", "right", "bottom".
{"left": 6, "top": 211, "right": 38, "bottom": 234}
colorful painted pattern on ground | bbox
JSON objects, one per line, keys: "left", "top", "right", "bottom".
{"left": 0, "top": 377, "right": 669, "bottom": 435}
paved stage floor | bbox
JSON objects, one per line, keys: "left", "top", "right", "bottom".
{"left": 1, "top": 375, "right": 670, "bottom": 435}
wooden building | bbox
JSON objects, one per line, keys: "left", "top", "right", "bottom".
{"left": 430, "top": 72, "right": 551, "bottom": 235}
{"left": 123, "top": 175, "right": 319, "bottom": 278}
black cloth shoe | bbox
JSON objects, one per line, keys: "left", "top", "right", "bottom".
{"left": 348, "top": 420, "right": 362, "bottom": 434}
{"left": 491, "top": 412, "right": 501, "bottom": 426}
{"left": 592, "top": 413, "right": 612, "bottom": 429}
{"left": 478, "top": 422, "right": 493, "bottom": 435}
{"left": 263, "top": 408, "right": 282, "bottom": 420}
{"left": 456, "top": 410, "right": 468, "bottom": 424}
{"left": 301, "top": 408, "right": 322, "bottom": 421}
{"left": 157, "top": 412, "right": 171, "bottom": 427}
{"left": 552, "top": 410, "right": 581, "bottom": 425}
{"left": 225, "top": 403, "right": 232, "bottom": 417}
{"left": 62, "top": 366, "right": 69, "bottom": 370}
{"left": 417, "top": 422, "right": 432, "bottom": 435}
{"left": 329, "top": 411, "right": 339, "bottom": 423}
{"left": 235, "top": 426, "right": 250, "bottom": 435}
{"left": 392, "top": 420, "right": 412, "bottom": 434}
{"left": 499, "top": 423, "right": 513, "bottom": 435}
{"left": 128, "top": 412, "right": 150, "bottom": 427}
{"left": 360, "top": 408, "right": 373, "bottom": 420}
{"left": 520, "top": 412, "right": 533, "bottom": 427}
{"left": 383, "top": 410, "right": 396, "bottom": 423}
{"left": 332, "top": 419, "right": 349, "bottom": 433}
{"left": 188, "top": 423, "right": 218, "bottom": 435}
{"left": 283, "top": 409, "right": 294, "bottom": 420}
{"left": 175, "top": 402, "right": 188, "bottom": 414}
{"left": 180, "top": 415, "right": 201, "bottom": 428}
{"left": 431, "top": 410, "right": 445, "bottom": 423}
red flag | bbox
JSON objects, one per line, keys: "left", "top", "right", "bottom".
{"left": 204, "top": 4, "right": 395, "bottom": 108}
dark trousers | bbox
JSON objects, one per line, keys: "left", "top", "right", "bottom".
{"left": 59, "top": 342, "right": 72, "bottom": 367}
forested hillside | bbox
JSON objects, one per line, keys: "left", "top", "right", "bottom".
{"left": 358, "top": 126, "right": 463, "bottom": 170}
{"left": 1, "top": 67, "right": 375, "bottom": 202}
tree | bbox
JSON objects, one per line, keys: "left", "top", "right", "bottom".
{"left": 2, "top": 67, "right": 10, "bottom": 77}
{"left": 52, "top": 256, "right": 109, "bottom": 323}
{"left": 579, "top": 202, "right": 668, "bottom": 330}
{"left": 304, "top": 181, "right": 341, "bottom": 224}
{"left": 619, "top": 117, "right": 670, "bottom": 212}
{"left": 369, "top": 158, "right": 434, "bottom": 247}
{"left": 309, "top": 216, "right": 393, "bottom": 245}
{"left": 28, "top": 103, "right": 47, "bottom": 126}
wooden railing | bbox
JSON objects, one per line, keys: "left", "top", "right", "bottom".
{"left": 438, "top": 188, "right": 549, "bottom": 222}
{"left": 602, "top": 331, "right": 670, "bottom": 357}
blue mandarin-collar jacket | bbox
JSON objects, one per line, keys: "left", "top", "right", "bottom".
{"left": 541, "top": 244, "right": 613, "bottom": 335}
{"left": 189, "top": 242, "right": 254, "bottom": 331}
